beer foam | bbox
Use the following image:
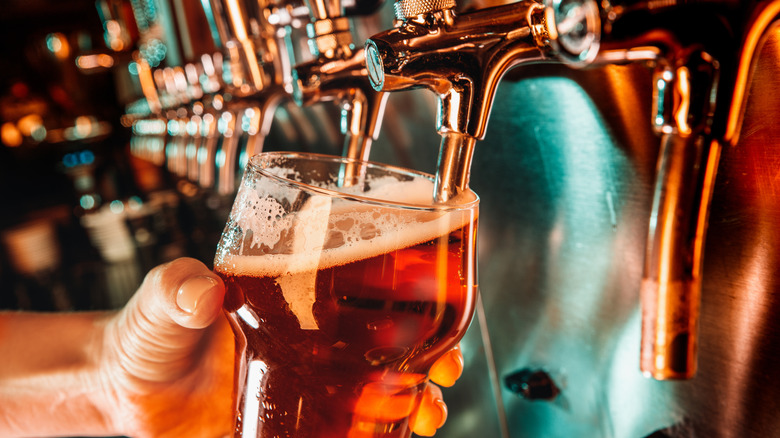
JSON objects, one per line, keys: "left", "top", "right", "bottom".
{"left": 215, "top": 178, "right": 475, "bottom": 278}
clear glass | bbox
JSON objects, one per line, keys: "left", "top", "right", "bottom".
{"left": 214, "top": 152, "right": 479, "bottom": 437}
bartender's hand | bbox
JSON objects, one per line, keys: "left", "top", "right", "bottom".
{"left": 350, "top": 345, "right": 463, "bottom": 437}
{"left": 0, "top": 257, "right": 233, "bottom": 438}
{"left": 98, "top": 257, "right": 234, "bottom": 438}
{"left": 104, "top": 257, "right": 461, "bottom": 437}
{"left": 103, "top": 257, "right": 461, "bottom": 437}
{"left": 0, "top": 257, "right": 461, "bottom": 438}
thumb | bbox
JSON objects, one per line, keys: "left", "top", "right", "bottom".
{"left": 137, "top": 257, "right": 225, "bottom": 330}
{"left": 107, "top": 258, "right": 225, "bottom": 385}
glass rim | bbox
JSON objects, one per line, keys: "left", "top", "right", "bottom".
{"left": 247, "top": 152, "right": 479, "bottom": 212}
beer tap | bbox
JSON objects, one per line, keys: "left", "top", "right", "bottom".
{"left": 291, "top": 0, "right": 390, "bottom": 172}
{"left": 541, "top": 0, "right": 780, "bottom": 379}
{"left": 364, "top": 0, "right": 555, "bottom": 201}
{"left": 204, "top": 0, "right": 306, "bottom": 194}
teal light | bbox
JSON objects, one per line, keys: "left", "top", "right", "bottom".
{"left": 46, "top": 34, "right": 62, "bottom": 53}
{"left": 215, "top": 149, "right": 226, "bottom": 170}
{"left": 167, "top": 120, "right": 180, "bottom": 136}
{"left": 199, "top": 0, "right": 223, "bottom": 48}
{"left": 110, "top": 200, "right": 125, "bottom": 214}
{"left": 31, "top": 126, "right": 47, "bottom": 142}
{"left": 655, "top": 77, "right": 667, "bottom": 128}
{"left": 80, "top": 194, "right": 97, "bottom": 210}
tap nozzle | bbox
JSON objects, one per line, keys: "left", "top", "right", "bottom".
{"left": 364, "top": 0, "right": 554, "bottom": 202}
{"left": 365, "top": 0, "right": 551, "bottom": 140}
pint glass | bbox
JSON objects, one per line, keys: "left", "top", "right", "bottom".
{"left": 214, "top": 152, "right": 479, "bottom": 437}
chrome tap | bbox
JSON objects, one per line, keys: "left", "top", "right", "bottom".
{"left": 207, "top": 0, "right": 275, "bottom": 97}
{"left": 364, "top": 0, "right": 554, "bottom": 201}
{"left": 291, "top": 0, "right": 390, "bottom": 171}
{"left": 542, "top": 0, "right": 780, "bottom": 379}
{"left": 203, "top": 0, "right": 306, "bottom": 193}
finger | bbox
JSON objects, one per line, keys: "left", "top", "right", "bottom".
{"left": 352, "top": 373, "right": 426, "bottom": 421}
{"left": 411, "top": 383, "right": 447, "bottom": 437}
{"left": 428, "top": 344, "right": 463, "bottom": 388}
{"left": 138, "top": 257, "right": 225, "bottom": 330}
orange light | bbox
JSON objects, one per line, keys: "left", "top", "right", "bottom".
{"left": 1, "top": 123, "right": 23, "bottom": 147}
{"left": 106, "top": 20, "right": 126, "bottom": 51}
{"left": 75, "top": 116, "right": 95, "bottom": 138}
{"left": 76, "top": 54, "right": 115, "bottom": 70}
{"left": 17, "top": 114, "right": 44, "bottom": 136}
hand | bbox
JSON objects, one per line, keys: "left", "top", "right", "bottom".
{"left": 350, "top": 345, "right": 464, "bottom": 437}
{"left": 413, "top": 344, "right": 464, "bottom": 436}
{"left": 98, "top": 257, "right": 463, "bottom": 438}
{"left": 98, "top": 258, "right": 233, "bottom": 438}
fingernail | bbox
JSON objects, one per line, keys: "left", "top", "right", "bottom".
{"left": 177, "top": 276, "right": 219, "bottom": 313}
{"left": 432, "top": 398, "right": 447, "bottom": 428}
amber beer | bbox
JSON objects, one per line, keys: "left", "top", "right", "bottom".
{"left": 218, "top": 217, "right": 476, "bottom": 437}
{"left": 215, "top": 152, "right": 478, "bottom": 437}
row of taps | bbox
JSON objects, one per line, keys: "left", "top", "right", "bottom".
{"left": 127, "top": 0, "right": 780, "bottom": 381}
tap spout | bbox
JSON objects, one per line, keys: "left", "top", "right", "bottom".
{"left": 364, "top": 0, "right": 551, "bottom": 140}
{"left": 435, "top": 133, "right": 476, "bottom": 203}
{"left": 208, "top": 0, "right": 300, "bottom": 97}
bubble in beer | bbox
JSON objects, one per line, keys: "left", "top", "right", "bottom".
{"left": 367, "top": 318, "right": 394, "bottom": 331}
{"left": 364, "top": 346, "right": 409, "bottom": 366}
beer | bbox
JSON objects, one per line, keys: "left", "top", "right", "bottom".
{"left": 217, "top": 211, "right": 477, "bottom": 437}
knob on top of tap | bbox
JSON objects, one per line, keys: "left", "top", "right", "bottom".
{"left": 393, "top": 0, "right": 455, "bottom": 20}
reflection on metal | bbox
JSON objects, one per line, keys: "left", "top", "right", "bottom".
{"left": 434, "top": 133, "right": 476, "bottom": 202}
{"left": 543, "top": 0, "right": 601, "bottom": 66}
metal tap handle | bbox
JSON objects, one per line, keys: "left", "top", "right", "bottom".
{"left": 365, "top": 0, "right": 551, "bottom": 140}
{"left": 291, "top": 0, "right": 390, "bottom": 171}
{"left": 207, "top": 0, "right": 269, "bottom": 95}
{"left": 215, "top": 110, "right": 243, "bottom": 195}
{"left": 641, "top": 134, "right": 720, "bottom": 380}
{"left": 542, "top": 0, "right": 780, "bottom": 380}
{"left": 393, "top": 0, "right": 455, "bottom": 20}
